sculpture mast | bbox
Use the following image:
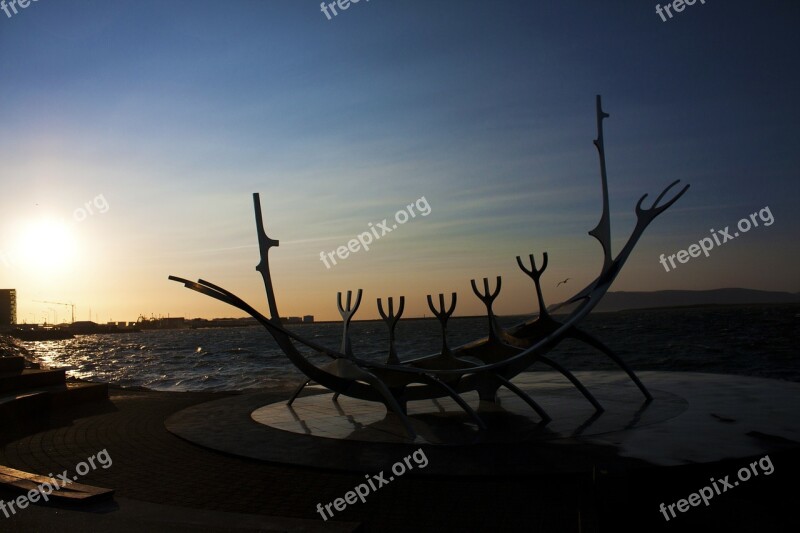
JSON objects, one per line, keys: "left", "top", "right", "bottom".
{"left": 253, "top": 193, "right": 282, "bottom": 322}
{"left": 589, "top": 95, "right": 613, "bottom": 276}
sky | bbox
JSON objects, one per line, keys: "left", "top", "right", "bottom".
{"left": 0, "top": 0, "right": 798, "bottom": 323}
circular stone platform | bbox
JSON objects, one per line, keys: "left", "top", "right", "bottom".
{"left": 165, "top": 371, "right": 800, "bottom": 475}
{"left": 251, "top": 374, "right": 686, "bottom": 445}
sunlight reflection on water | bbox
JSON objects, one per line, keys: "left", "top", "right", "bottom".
{"left": 19, "top": 306, "right": 800, "bottom": 392}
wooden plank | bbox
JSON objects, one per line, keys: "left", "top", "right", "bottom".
{"left": 0, "top": 391, "right": 48, "bottom": 406}
{"left": 0, "top": 465, "right": 114, "bottom": 502}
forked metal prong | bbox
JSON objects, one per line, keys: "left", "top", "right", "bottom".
{"left": 516, "top": 253, "right": 551, "bottom": 318}
{"left": 517, "top": 252, "right": 548, "bottom": 280}
{"left": 427, "top": 292, "right": 456, "bottom": 319}
{"left": 337, "top": 289, "right": 363, "bottom": 356}
{"left": 636, "top": 180, "right": 690, "bottom": 221}
{"left": 470, "top": 276, "right": 501, "bottom": 304}
{"left": 427, "top": 292, "right": 457, "bottom": 357}
{"left": 377, "top": 296, "right": 405, "bottom": 364}
{"left": 471, "top": 276, "right": 504, "bottom": 340}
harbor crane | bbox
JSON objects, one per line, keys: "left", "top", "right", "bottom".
{"left": 33, "top": 300, "right": 75, "bottom": 323}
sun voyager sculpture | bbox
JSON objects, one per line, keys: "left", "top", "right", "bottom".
{"left": 170, "top": 96, "right": 689, "bottom": 440}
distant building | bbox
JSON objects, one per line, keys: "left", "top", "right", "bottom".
{"left": 0, "top": 289, "right": 16, "bottom": 326}
{"left": 68, "top": 321, "right": 99, "bottom": 334}
{"left": 279, "top": 316, "right": 313, "bottom": 324}
{"left": 135, "top": 316, "right": 187, "bottom": 329}
{"left": 160, "top": 317, "right": 187, "bottom": 329}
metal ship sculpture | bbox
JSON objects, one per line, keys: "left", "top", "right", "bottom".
{"left": 170, "top": 96, "right": 689, "bottom": 440}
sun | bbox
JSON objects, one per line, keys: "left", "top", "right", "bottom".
{"left": 12, "top": 217, "right": 78, "bottom": 271}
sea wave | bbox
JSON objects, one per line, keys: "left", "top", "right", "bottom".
{"left": 19, "top": 304, "right": 800, "bottom": 392}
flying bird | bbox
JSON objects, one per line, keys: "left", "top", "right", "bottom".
{"left": 557, "top": 278, "right": 570, "bottom": 287}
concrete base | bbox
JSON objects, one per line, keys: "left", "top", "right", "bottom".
{"left": 0, "top": 496, "right": 361, "bottom": 533}
{"left": 166, "top": 371, "right": 800, "bottom": 475}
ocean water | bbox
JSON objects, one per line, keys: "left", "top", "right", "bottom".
{"left": 21, "top": 304, "right": 800, "bottom": 392}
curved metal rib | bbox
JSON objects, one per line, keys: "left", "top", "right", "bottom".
{"left": 287, "top": 379, "right": 310, "bottom": 406}
{"left": 568, "top": 327, "right": 653, "bottom": 402}
{"left": 535, "top": 354, "right": 604, "bottom": 413}
{"left": 491, "top": 374, "right": 551, "bottom": 423}
{"left": 420, "top": 374, "right": 487, "bottom": 430}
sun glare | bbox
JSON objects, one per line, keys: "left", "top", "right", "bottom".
{"left": 12, "top": 217, "right": 78, "bottom": 271}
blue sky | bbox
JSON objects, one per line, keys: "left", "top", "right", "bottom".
{"left": 1, "top": 0, "right": 798, "bottom": 322}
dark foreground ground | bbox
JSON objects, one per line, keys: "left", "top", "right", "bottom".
{"left": 1, "top": 386, "right": 799, "bottom": 532}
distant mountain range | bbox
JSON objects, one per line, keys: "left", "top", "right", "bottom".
{"left": 554, "top": 288, "right": 800, "bottom": 313}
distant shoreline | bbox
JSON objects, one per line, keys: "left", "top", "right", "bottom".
{"left": 613, "top": 301, "right": 800, "bottom": 313}
{"left": 295, "top": 301, "right": 800, "bottom": 324}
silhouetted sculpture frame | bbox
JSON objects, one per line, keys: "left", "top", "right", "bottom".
{"left": 170, "top": 96, "right": 689, "bottom": 440}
